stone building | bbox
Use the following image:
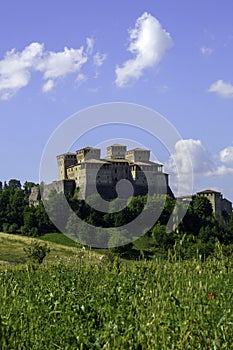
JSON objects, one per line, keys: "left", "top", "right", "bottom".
{"left": 179, "top": 189, "right": 232, "bottom": 220}
{"left": 29, "top": 186, "right": 41, "bottom": 206}
{"left": 196, "top": 189, "right": 232, "bottom": 218}
{"left": 55, "top": 144, "right": 173, "bottom": 200}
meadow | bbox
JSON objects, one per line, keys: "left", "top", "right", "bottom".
{"left": 0, "top": 233, "right": 233, "bottom": 349}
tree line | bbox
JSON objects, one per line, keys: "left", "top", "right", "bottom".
{"left": 0, "top": 179, "right": 233, "bottom": 258}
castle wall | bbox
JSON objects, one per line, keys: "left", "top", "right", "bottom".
{"left": 221, "top": 198, "right": 232, "bottom": 216}
{"left": 42, "top": 180, "right": 75, "bottom": 200}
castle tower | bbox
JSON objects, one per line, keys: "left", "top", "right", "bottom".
{"left": 76, "top": 147, "right": 100, "bottom": 163}
{"left": 56, "top": 153, "right": 76, "bottom": 180}
{"left": 125, "top": 148, "right": 150, "bottom": 162}
{"left": 106, "top": 144, "right": 127, "bottom": 159}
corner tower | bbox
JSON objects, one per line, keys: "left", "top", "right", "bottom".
{"left": 56, "top": 153, "right": 76, "bottom": 180}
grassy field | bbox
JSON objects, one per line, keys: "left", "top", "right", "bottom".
{"left": 0, "top": 232, "right": 233, "bottom": 349}
{"left": 0, "top": 232, "right": 96, "bottom": 266}
{"left": 38, "top": 232, "right": 78, "bottom": 247}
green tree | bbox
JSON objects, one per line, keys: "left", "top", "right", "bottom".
{"left": 152, "top": 223, "right": 175, "bottom": 251}
{"left": 192, "top": 196, "right": 213, "bottom": 219}
{"left": 24, "top": 242, "right": 50, "bottom": 264}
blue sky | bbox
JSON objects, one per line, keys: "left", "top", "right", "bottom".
{"left": 1, "top": 0, "right": 233, "bottom": 200}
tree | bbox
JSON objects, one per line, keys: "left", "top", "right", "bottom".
{"left": 24, "top": 242, "right": 50, "bottom": 264}
{"left": 8, "top": 179, "right": 21, "bottom": 190}
{"left": 192, "top": 196, "right": 213, "bottom": 219}
{"left": 23, "top": 206, "right": 37, "bottom": 231}
{"left": 152, "top": 223, "right": 175, "bottom": 251}
{"left": 6, "top": 186, "right": 25, "bottom": 228}
{"left": 35, "top": 202, "right": 55, "bottom": 233}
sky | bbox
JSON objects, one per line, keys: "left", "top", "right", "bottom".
{"left": 1, "top": 0, "right": 233, "bottom": 201}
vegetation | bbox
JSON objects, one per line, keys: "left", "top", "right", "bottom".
{"left": 24, "top": 241, "right": 51, "bottom": 264}
{"left": 0, "top": 179, "right": 233, "bottom": 348}
{"left": 0, "top": 249, "right": 233, "bottom": 349}
{"left": 0, "top": 232, "right": 85, "bottom": 265}
{"left": 0, "top": 179, "right": 233, "bottom": 259}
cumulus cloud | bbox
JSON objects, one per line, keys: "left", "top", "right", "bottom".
{"left": 0, "top": 39, "right": 106, "bottom": 99}
{"left": 164, "top": 139, "right": 233, "bottom": 195}
{"left": 0, "top": 42, "right": 43, "bottom": 99}
{"left": 165, "top": 139, "right": 214, "bottom": 175}
{"left": 219, "top": 146, "right": 233, "bottom": 164}
{"left": 208, "top": 80, "right": 233, "bottom": 98}
{"left": 115, "top": 12, "right": 173, "bottom": 87}
{"left": 200, "top": 46, "right": 214, "bottom": 56}
{"left": 206, "top": 165, "right": 233, "bottom": 176}
{"left": 36, "top": 46, "right": 88, "bottom": 89}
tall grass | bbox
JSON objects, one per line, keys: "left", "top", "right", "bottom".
{"left": 0, "top": 255, "right": 232, "bottom": 349}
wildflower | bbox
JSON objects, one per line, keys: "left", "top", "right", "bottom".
{"left": 209, "top": 292, "right": 218, "bottom": 300}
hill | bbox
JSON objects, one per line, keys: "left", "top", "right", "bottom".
{"left": 0, "top": 232, "right": 98, "bottom": 265}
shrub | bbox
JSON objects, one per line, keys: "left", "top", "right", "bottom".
{"left": 24, "top": 242, "right": 50, "bottom": 264}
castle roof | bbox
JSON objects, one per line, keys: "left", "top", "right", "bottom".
{"left": 107, "top": 158, "right": 129, "bottom": 162}
{"left": 56, "top": 152, "right": 76, "bottom": 158}
{"left": 127, "top": 147, "right": 149, "bottom": 152}
{"left": 83, "top": 159, "right": 109, "bottom": 164}
{"left": 107, "top": 144, "right": 127, "bottom": 148}
{"left": 132, "top": 161, "right": 163, "bottom": 166}
{"left": 197, "top": 189, "right": 221, "bottom": 194}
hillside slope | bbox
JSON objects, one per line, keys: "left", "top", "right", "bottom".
{"left": 0, "top": 232, "right": 97, "bottom": 265}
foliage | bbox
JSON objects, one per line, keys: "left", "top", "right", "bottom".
{"left": 24, "top": 242, "right": 51, "bottom": 264}
{"left": 0, "top": 257, "right": 233, "bottom": 349}
{"left": 0, "top": 179, "right": 233, "bottom": 258}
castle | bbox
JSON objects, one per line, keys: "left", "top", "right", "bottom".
{"left": 29, "top": 144, "right": 232, "bottom": 221}
{"left": 53, "top": 144, "right": 173, "bottom": 200}
{"left": 30, "top": 144, "right": 174, "bottom": 205}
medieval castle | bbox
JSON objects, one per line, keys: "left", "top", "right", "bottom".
{"left": 29, "top": 144, "right": 232, "bottom": 219}
{"left": 29, "top": 144, "right": 173, "bottom": 205}
{"left": 54, "top": 144, "right": 173, "bottom": 199}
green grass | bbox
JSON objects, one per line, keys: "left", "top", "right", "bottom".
{"left": 0, "top": 232, "right": 98, "bottom": 266}
{"left": 38, "top": 232, "right": 78, "bottom": 247}
{"left": 0, "top": 256, "right": 233, "bottom": 349}
{"left": 0, "top": 232, "right": 233, "bottom": 348}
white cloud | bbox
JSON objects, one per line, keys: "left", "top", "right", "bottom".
{"left": 164, "top": 139, "right": 233, "bottom": 195}
{"left": 0, "top": 42, "right": 43, "bottom": 99}
{"left": 93, "top": 52, "right": 107, "bottom": 67}
{"left": 200, "top": 46, "right": 214, "bottom": 56}
{"left": 165, "top": 139, "right": 215, "bottom": 175}
{"left": 0, "top": 39, "right": 102, "bottom": 99}
{"left": 76, "top": 73, "right": 87, "bottom": 84}
{"left": 36, "top": 46, "right": 88, "bottom": 81}
{"left": 208, "top": 79, "right": 233, "bottom": 98}
{"left": 86, "top": 37, "right": 94, "bottom": 55}
{"left": 42, "top": 79, "right": 54, "bottom": 93}
{"left": 115, "top": 12, "right": 173, "bottom": 87}
{"left": 206, "top": 165, "right": 233, "bottom": 176}
{"left": 219, "top": 146, "right": 233, "bottom": 164}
